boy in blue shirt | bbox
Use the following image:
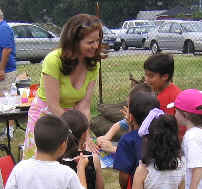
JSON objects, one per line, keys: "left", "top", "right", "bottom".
{"left": 113, "top": 90, "right": 160, "bottom": 189}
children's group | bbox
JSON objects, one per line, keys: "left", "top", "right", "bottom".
{"left": 3, "top": 52, "right": 202, "bottom": 189}
{"left": 1, "top": 11, "right": 202, "bottom": 189}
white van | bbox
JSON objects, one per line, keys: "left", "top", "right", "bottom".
{"left": 112, "top": 20, "right": 155, "bottom": 35}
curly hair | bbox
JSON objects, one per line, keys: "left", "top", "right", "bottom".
{"left": 142, "top": 114, "right": 181, "bottom": 170}
{"left": 60, "top": 14, "right": 103, "bottom": 75}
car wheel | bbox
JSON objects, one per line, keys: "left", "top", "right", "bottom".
{"left": 151, "top": 41, "right": 159, "bottom": 54}
{"left": 122, "top": 41, "right": 128, "bottom": 50}
{"left": 142, "top": 39, "right": 146, "bottom": 49}
{"left": 114, "top": 46, "right": 120, "bottom": 51}
{"left": 183, "top": 41, "right": 195, "bottom": 54}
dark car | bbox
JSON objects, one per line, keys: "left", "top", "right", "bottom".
{"left": 102, "top": 26, "right": 121, "bottom": 51}
{"left": 120, "top": 26, "right": 156, "bottom": 50}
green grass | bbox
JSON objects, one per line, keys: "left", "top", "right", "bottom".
{"left": 93, "top": 53, "right": 202, "bottom": 106}
{"left": 1, "top": 53, "right": 202, "bottom": 189}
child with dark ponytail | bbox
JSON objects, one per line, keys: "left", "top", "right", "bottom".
{"left": 61, "top": 110, "right": 104, "bottom": 189}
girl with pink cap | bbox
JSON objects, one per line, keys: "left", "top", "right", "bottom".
{"left": 175, "top": 89, "right": 202, "bottom": 189}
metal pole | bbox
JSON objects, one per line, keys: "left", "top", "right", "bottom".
{"left": 96, "top": 1, "right": 103, "bottom": 104}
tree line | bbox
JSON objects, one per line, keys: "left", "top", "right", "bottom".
{"left": 0, "top": 0, "right": 193, "bottom": 28}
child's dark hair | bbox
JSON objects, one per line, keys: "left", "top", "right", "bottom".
{"left": 34, "top": 114, "right": 69, "bottom": 154}
{"left": 144, "top": 53, "right": 174, "bottom": 81}
{"left": 142, "top": 114, "right": 181, "bottom": 170}
{"left": 176, "top": 108, "right": 202, "bottom": 127}
{"left": 61, "top": 110, "right": 89, "bottom": 158}
{"left": 129, "top": 91, "right": 160, "bottom": 127}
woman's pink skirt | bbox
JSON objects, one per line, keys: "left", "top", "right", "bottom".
{"left": 23, "top": 96, "right": 70, "bottom": 159}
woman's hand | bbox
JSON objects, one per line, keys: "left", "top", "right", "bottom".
{"left": 98, "top": 139, "right": 116, "bottom": 153}
{"left": 86, "top": 137, "right": 100, "bottom": 154}
{"left": 97, "top": 135, "right": 109, "bottom": 144}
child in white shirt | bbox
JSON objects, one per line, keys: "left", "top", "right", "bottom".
{"left": 133, "top": 114, "right": 185, "bottom": 189}
{"left": 5, "top": 115, "right": 88, "bottom": 189}
{"left": 175, "top": 89, "right": 202, "bottom": 189}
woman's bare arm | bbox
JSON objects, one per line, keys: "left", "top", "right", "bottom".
{"left": 43, "top": 74, "right": 64, "bottom": 117}
{"left": 75, "top": 80, "right": 96, "bottom": 121}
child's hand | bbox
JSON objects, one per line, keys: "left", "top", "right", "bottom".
{"left": 99, "top": 139, "right": 116, "bottom": 153}
{"left": 77, "top": 153, "right": 89, "bottom": 170}
{"left": 134, "top": 160, "right": 148, "bottom": 182}
{"left": 120, "top": 106, "right": 129, "bottom": 121}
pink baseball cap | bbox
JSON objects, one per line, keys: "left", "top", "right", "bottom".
{"left": 175, "top": 89, "right": 202, "bottom": 115}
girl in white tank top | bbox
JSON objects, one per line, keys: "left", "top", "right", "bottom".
{"left": 133, "top": 113, "right": 185, "bottom": 189}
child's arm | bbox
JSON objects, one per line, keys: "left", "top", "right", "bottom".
{"left": 178, "top": 179, "right": 185, "bottom": 189}
{"left": 190, "top": 167, "right": 202, "bottom": 189}
{"left": 99, "top": 140, "right": 117, "bottom": 153}
{"left": 119, "top": 171, "right": 130, "bottom": 189}
{"left": 97, "top": 106, "right": 129, "bottom": 142}
{"left": 77, "top": 154, "right": 89, "bottom": 189}
{"left": 132, "top": 161, "right": 148, "bottom": 189}
{"left": 93, "top": 154, "right": 104, "bottom": 189}
{"left": 97, "top": 122, "right": 122, "bottom": 142}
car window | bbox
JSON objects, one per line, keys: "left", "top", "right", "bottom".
{"left": 128, "top": 22, "right": 134, "bottom": 28}
{"left": 12, "top": 26, "right": 32, "bottom": 38}
{"left": 170, "top": 23, "right": 182, "bottom": 33}
{"left": 158, "top": 23, "right": 172, "bottom": 33}
{"left": 135, "top": 21, "right": 155, "bottom": 26}
{"left": 123, "top": 22, "right": 128, "bottom": 29}
{"left": 28, "top": 26, "right": 51, "bottom": 38}
{"left": 127, "top": 28, "right": 134, "bottom": 34}
{"left": 181, "top": 23, "right": 202, "bottom": 32}
{"left": 103, "top": 26, "right": 112, "bottom": 34}
{"left": 134, "top": 28, "right": 144, "bottom": 34}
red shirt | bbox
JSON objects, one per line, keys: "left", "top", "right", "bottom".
{"left": 157, "top": 83, "right": 181, "bottom": 115}
{"left": 157, "top": 83, "right": 186, "bottom": 141}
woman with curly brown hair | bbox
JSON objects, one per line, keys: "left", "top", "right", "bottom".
{"left": 23, "top": 14, "right": 103, "bottom": 160}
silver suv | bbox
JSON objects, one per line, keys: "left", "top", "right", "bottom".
{"left": 144, "top": 20, "right": 202, "bottom": 54}
{"left": 8, "top": 23, "right": 59, "bottom": 63}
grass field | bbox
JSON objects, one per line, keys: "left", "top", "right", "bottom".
{"left": 1, "top": 53, "right": 202, "bottom": 188}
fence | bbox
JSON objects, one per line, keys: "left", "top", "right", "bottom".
{"left": 15, "top": 22, "right": 202, "bottom": 113}
{"left": 95, "top": 52, "right": 202, "bottom": 104}
{"left": 17, "top": 51, "right": 202, "bottom": 113}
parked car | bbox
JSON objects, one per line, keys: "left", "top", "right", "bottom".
{"left": 120, "top": 26, "right": 156, "bottom": 50}
{"left": 144, "top": 20, "right": 202, "bottom": 54}
{"left": 8, "top": 23, "right": 60, "bottom": 63}
{"left": 111, "top": 20, "right": 155, "bottom": 36}
{"left": 102, "top": 26, "right": 121, "bottom": 51}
